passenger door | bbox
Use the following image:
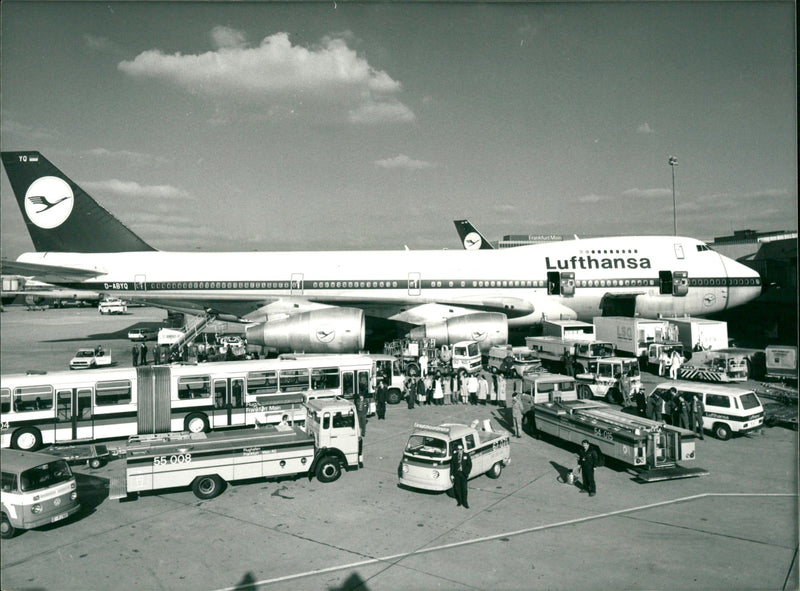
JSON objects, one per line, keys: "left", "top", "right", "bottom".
{"left": 54, "top": 388, "right": 93, "bottom": 443}
{"left": 212, "top": 378, "right": 246, "bottom": 427}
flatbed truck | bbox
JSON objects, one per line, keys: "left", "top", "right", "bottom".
{"left": 110, "top": 397, "right": 362, "bottom": 500}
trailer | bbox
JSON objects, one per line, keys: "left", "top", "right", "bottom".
{"left": 525, "top": 336, "right": 614, "bottom": 374}
{"left": 41, "top": 442, "right": 112, "bottom": 469}
{"left": 109, "top": 397, "right": 362, "bottom": 500}
{"left": 541, "top": 320, "right": 596, "bottom": 341}
{"left": 665, "top": 317, "right": 728, "bottom": 353}
{"left": 522, "top": 376, "right": 706, "bottom": 482}
{"left": 765, "top": 345, "right": 797, "bottom": 381}
{"left": 678, "top": 349, "right": 749, "bottom": 382}
{"left": 593, "top": 316, "right": 677, "bottom": 358}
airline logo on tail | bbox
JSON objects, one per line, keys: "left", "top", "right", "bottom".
{"left": 463, "top": 232, "right": 483, "bottom": 250}
{"left": 24, "top": 176, "right": 74, "bottom": 229}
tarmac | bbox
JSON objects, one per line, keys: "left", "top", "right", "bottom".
{"left": 0, "top": 305, "right": 797, "bottom": 591}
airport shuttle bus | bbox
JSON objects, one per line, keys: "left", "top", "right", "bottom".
{"left": 0, "top": 355, "right": 375, "bottom": 451}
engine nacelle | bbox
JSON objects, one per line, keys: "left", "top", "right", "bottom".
{"left": 408, "top": 313, "right": 508, "bottom": 353}
{"left": 246, "top": 308, "right": 365, "bottom": 353}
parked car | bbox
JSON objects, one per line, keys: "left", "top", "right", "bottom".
{"left": 127, "top": 328, "right": 158, "bottom": 342}
{"left": 69, "top": 348, "right": 112, "bottom": 370}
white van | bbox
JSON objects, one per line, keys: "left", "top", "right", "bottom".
{"left": 650, "top": 381, "right": 764, "bottom": 440}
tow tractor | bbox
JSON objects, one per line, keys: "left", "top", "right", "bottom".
{"left": 109, "top": 397, "right": 362, "bottom": 500}
{"left": 678, "top": 349, "right": 749, "bottom": 382}
{"left": 575, "top": 357, "right": 642, "bottom": 403}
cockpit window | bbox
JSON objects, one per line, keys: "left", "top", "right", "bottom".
{"left": 696, "top": 244, "right": 711, "bottom": 252}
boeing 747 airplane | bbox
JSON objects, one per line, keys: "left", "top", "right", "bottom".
{"left": 1, "top": 151, "right": 762, "bottom": 353}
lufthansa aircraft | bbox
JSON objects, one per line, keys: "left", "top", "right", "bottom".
{"left": 1, "top": 151, "right": 762, "bottom": 353}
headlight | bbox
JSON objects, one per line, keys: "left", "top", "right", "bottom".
{"left": 70, "top": 491, "right": 78, "bottom": 501}
{"left": 31, "top": 504, "right": 42, "bottom": 514}
{"left": 432, "top": 470, "right": 439, "bottom": 479}
{"left": 402, "top": 464, "right": 409, "bottom": 473}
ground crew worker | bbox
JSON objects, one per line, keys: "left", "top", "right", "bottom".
{"left": 576, "top": 440, "right": 598, "bottom": 497}
{"left": 355, "top": 393, "right": 367, "bottom": 436}
{"left": 467, "top": 374, "right": 479, "bottom": 405}
{"left": 511, "top": 392, "right": 523, "bottom": 438}
{"left": 477, "top": 374, "right": 488, "bottom": 405}
{"left": 416, "top": 376, "right": 427, "bottom": 406}
{"left": 691, "top": 393, "right": 705, "bottom": 440}
{"left": 139, "top": 342, "right": 148, "bottom": 365}
{"left": 406, "top": 377, "right": 416, "bottom": 409}
{"left": 669, "top": 350, "right": 683, "bottom": 379}
{"left": 619, "top": 370, "right": 633, "bottom": 407}
{"left": 132, "top": 345, "right": 139, "bottom": 367}
{"left": 450, "top": 443, "right": 472, "bottom": 508}
{"left": 675, "top": 393, "right": 690, "bottom": 429}
{"left": 375, "top": 379, "right": 388, "bottom": 419}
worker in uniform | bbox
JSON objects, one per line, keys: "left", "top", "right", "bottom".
{"left": 405, "top": 377, "right": 416, "bottom": 409}
{"left": 139, "top": 342, "right": 148, "bottom": 365}
{"left": 416, "top": 375, "right": 427, "bottom": 406}
{"left": 669, "top": 350, "right": 683, "bottom": 380}
{"left": 576, "top": 440, "right": 598, "bottom": 497}
{"left": 355, "top": 393, "right": 367, "bottom": 436}
{"left": 477, "top": 374, "right": 488, "bottom": 405}
{"left": 658, "top": 350, "right": 669, "bottom": 377}
{"left": 132, "top": 344, "right": 139, "bottom": 367}
{"left": 675, "top": 394, "right": 690, "bottom": 429}
{"left": 450, "top": 443, "right": 472, "bottom": 508}
{"left": 511, "top": 392, "right": 523, "bottom": 438}
{"left": 691, "top": 393, "right": 705, "bottom": 440}
{"left": 419, "top": 352, "right": 428, "bottom": 377}
{"left": 467, "top": 374, "right": 479, "bottom": 405}
{"left": 375, "top": 379, "right": 388, "bottom": 419}
{"left": 619, "top": 370, "right": 633, "bottom": 407}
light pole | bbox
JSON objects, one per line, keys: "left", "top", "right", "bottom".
{"left": 668, "top": 156, "right": 678, "bottom": 236}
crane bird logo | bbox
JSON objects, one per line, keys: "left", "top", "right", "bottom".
{"left": 316, "top": 326, "right": 336, "bottom": 343}
{"left": 24, "top": 176, "right": 74, "bottom": 229}
{"left": 463, "top": 231, "right": 483, "bottom": 250}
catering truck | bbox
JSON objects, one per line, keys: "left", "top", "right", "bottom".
{"left": 519, "top": 373, "right": 707, "bottom": 482}
{"left": 525, "top": 336, "right": 614, "bottom": 374}
{"left": 593, "top": 316, "right": 677, "bottom": 359}
{"left": 665, "top": 317, "right": 729, "bottom": 353}
{"left": 110, "top": 397, "right": 362, "bottom": 500}
{"left": 541, "top": 319, "right": 596, "bottom": 341}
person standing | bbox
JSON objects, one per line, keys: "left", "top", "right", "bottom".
{"left": 477, "top": 374, "right": 488, "bottom": 405}
{"left": 406, "top": 377, "right": 416, "bottom": 409}
{"left": 450, "top": 443, "right": 472, "bottom": 508}
{"left": 132, "top": 344, "right": 139, "bottom": 367}
{"left": 619, "top": 370, "right": 632, "bottom": 407}
{"left": 433, "top": 376, "right": 444, "bottom": 405}
{"left": 355, "top": 393, "right": 367, "bottom": 436}
{"left": 658, "top": 350, "right": 669, "bottom": 377}
{"left": 416, "top": 375, "right": 427, "bottom": 406}
{"left": 375, "top": 379, "right": 388, "bottom": 420}
{"left": 459, "top": 375, "right": 469, "bottom": 404}
{"left": 467, "top": 374, "right": 479, "bottom": 405}
{"left": 139, "top": 342, "right": 148, "bottom": 365}
{"left": 691, "top": 393, "right": 705, "bottom": 439}
{"left": 669, "top": 350, "right": 682, "bottom": 380}
{"left": 576, "top": 440, "right": 598, "bottom": 497}
{"left": 424, "top": 375, "right": 433, "bottom": 405}
{"left": 645, "top": 390, "right": 657, "bottom": 420}
{"left": 511, "top": 392, "right": 523, "bottom": 438}
{"left": 153, "top": 345, "right": 162, "bottom": 365}
{"left": 419, "top": 352, "right": 428, "bottom": 377}
{"left": 496, "top": 374, "right": 507, "bottom": 407}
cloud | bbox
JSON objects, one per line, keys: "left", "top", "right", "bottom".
{"left": 118, "top": 30, "right": 414, "bottom": 124}
{"left": 0, "top": 118, "right": 59, "bottom": 141}
{"left": 636, "top": 122, "right": 654, "bottom": 134}
{"left": 577, "top": 193, "right": 609, "bottom": 203}
{"left": 80, "top": 179, "right": 190, "bottom": 200}
{"left": 622, "top": 187, "right": 672, "bottom": 199}
{"left": 81, "top": 148, "right": 170, "bottom": 167}
{"left": 375, "top": 154, "right": 435, "bottom": 170}
{"left": 83, "top": 34, "right": 114, "bottom": 52}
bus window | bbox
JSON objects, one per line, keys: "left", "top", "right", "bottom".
{"left": 178, "top": 376, "right": 211, "bottom": 400}
{"left": 13, "top": 385, "right": 53, "bottom": 413}
{"left": 311, "top": 367, "right": 340, "bottom": 391}
{"left": 357, "top": 371, "right": 370, "bottom": 397}
{"left": 1, "top": 388, "right": 11, "bottom": 413}
{"left": 280, "top": 368, "right": 309, "bottom": 393}
{"left": 247, "top": 371, "right": 277, "bottom": 395}
{"left": 95, "top": 380, "right": 132, "bottom": 406}
{"left": 342, "top": 372, "right": 354, "bottom": 398}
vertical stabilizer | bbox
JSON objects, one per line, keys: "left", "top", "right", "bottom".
{"left": 1, "top": 151, "right": 154, "bottom": 252}
{"left": 453, "top": 219, "right": 495, "bottom": 250}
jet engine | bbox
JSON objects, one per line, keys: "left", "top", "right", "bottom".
{"left": 408, "top": 312, "right": 508, "bottom": 353}
{"left": 246, "top": 308, "right": 365, "bottom": 353}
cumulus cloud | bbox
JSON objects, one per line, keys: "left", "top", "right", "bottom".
{"left": 118, "top": 30, "right": 414, "bottom": 124}
{"left": 622, "top": 187, "right": 672, "bottom": 199}
{"left": 80, "top": 179, "right": 190, "bottom": 200}
{"left": 375, "top": 154, "right": 435, "bottom": 170}
{"left": 636, "top": 122, "right": 654, "bottom": 134}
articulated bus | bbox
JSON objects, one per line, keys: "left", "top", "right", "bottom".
{"left": 1, "top": 355, "right": 377, "bottom": 451}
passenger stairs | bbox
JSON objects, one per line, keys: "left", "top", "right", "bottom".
{"left": 167, "top": 311, "right": 217, "bottom": 354}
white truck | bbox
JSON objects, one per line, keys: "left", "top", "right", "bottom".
{"left": 593, "top": 316, "right": 677, "bottom": 359}
{"left": 110, "top": 397, "right": 362, "bottom": 500}
{"left": 69, "top": 348, "right": 113, "bottom": 370}
{"left": 525, "top": 336, "right": 614, "bottom": 374}
{"left": 383, "top": 338, "right": 482, "bottom": 377}
{"left": 98, "top": 298, "right": 127, "bottom": 314}
{"left": 486, "top": 345, "right": 543, "bottom": 377}
{"left": 575, "top": 357, "right": 642, "bottom": 404}
{"left": 666, "top": 317, "right": 729, "bottom": 353}
{"left": 398, "top": 421, "right": 511, "bottom": 491}
{"left": 541, "top": 319, "right": 596, "bottom": 341}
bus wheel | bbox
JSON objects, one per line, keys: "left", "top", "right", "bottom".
{"left": 487, "top": 461, "right": 503, "bottom": 479}
{"left": 192, "top": 475, "right": 225, "bottom": 499}
{"left": 605, "top": 388, "right": 621, "bottom": 405}
{"left": 387, "top": 388, "right": 402, "bottom": 405}
{"left": 315, "top": 457, "right": 342, "bottom": 483}
{"left": 577, "top": 384, "right": 593, "bottom": 400}
{"left": 713, "top": 423, "right": 732, "bottom": 441}
{"left": 1, "top": 513, "right": 16, "bottom": 539}
{"left": 11, "top": 428, "right": 42, "bottom": 451}
{"left": 184, "top": 413, "right": 209, "bottom": 434}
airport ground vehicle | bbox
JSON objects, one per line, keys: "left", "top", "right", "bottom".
{"left": 1, "top": 355, "right": 376, "bottom": 451}
{"left": 486, "top": 345, "right": 542, "bottom": 377}
{"left": 574, "top": 357, "right": 642, "bottom": 403}
{"left": 398, "top": 421, "right": 511, "bottom": 491}
{"left": 765, "top": 345, "right": 797, "bottom": 381}
{"left": 127, "top": 327, "right": 157, "bottom": 342}
{"left": 69, "top": 348, "right": 112, "bottom": 370}
{"left": 98, "top": 298, "right": 127, "bottom": 314}
{"left": 678, "top": 350, "right": 749, "bottom": 382}
{"left": 666, "top": 317, "right": 728, "bottom": 353}
{"left": 525, "top": 336, "right": 614, "bottom": 374}
{"left": 520, "top": 374, "right": 706, "bottom": 482}
{"left": 593, "top": 316, "right": 677, "bottom": 359}
{"left": 383, "top": 338, "right": 482, "bottom": 377}
{"left": 541, "top": 319, "right": 596, "bottom": 340}
{"left": 111, "top": 397, "right": 362, "bottom": 500}
{"left": 1, "top": 449, "right": 80, "bottom": 538}
{"left": 644, "top": 341, "right": 686, "bottom": 372}
{"left": 650, "top": 381, "right": 764, "bottom": 440}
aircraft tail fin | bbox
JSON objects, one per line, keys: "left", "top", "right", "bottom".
{"left": 1, "top": 151, "right": 155, "bottom": 252}
{"left": 453, "top": 219, "right": 495, "bottom": 250}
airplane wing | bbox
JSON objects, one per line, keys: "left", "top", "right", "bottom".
{"left": 1, "top": 259, "right": 104, "bottom": 282}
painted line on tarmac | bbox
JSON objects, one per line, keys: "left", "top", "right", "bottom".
{"left": 211, "top": 491, "right": 797, "bottom": 591}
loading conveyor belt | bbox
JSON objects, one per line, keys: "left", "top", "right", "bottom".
{"left": 573, "top": 407, "right": 663, "bottom": 433}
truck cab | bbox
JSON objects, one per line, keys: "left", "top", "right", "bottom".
{"left": 450, "top": 341, "right": 482, "bottom": 376}
{"left": 576, "top": 357, "right": 641, "bottom": 403}
{"left": 304, "top": 398, "right": 362, "bottom": 475}
{"left": 487, "top": 345, "right": 542, "bottom": 377}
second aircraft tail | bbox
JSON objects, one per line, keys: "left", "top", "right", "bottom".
{"left": 453, "top": 219, "right": 495, "bottom": 250}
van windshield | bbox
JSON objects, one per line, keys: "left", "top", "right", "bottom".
{"left": 20, "top": 460, "right": 73, "bottom": 492}
{"left": 405, "top": 435, "right": 448, "bottom": 458}
{"left": 739, "top": 393, "right": 761, "bottom": 410}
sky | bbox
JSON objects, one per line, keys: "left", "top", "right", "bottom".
{"left": 1, "top": 1, "right": 796, "bottom": 257}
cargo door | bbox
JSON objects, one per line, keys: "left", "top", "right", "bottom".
{"left": 408, "top": 272, "right": 421, "bottom": 296}
{"left": 290, "top": 273, "right": 304, "bottom": 296}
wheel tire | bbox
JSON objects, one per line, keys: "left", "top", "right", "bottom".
{"left": 192, "top": 475, "right": 225, "bottom": 499}
{"left": 89, "top": 457, "right": 105, "bottom": 469}
{"left": 387, "top": 388, "right": 402, "bottom": 405}
{"left": 577, "top": 384, "right": 593, "bottom": 400}
{"left": 606, "top": 388, "right": 621, "bottom": 404}
{"left": 1, "top": 513, "right": 16, "bottom": 539}
{"left": 713, "top": 422, "right": 732, "bottom": 441}
{"left": 11, "top": 427, "right": 43, "bottom": 451}
{"left": 315, "top": 456, "right": 342, "bottom": 483}
{"left": 184, "top": 413, "right": 210, "bottom": 434}
{"left": 487, "top": 461, "right": 503, "bottom": 479}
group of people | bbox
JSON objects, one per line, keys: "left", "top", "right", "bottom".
{"left": 657, "top": 349, "right": 686, "bottom": 379}
{"left": 644, "top": 386, "right": 704, "bottom": 439}
{"left": 131, "top": 342, "right": 161, "bottom": 366}
{"left": 401, "top": 372, "right": 509, "bottom": 408}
